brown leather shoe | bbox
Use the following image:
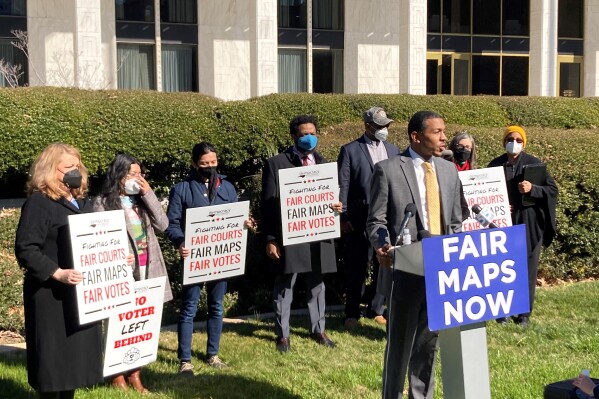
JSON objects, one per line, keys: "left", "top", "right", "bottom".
{"left": 311, "top": 332, "right": 335, "bottom": 348}
{"left": 373, "top": 315, "right": 387, "bottom": 326}
{"left": 111, "top": 374, "right": 128, "bottom": 391}
{"left": 127, "top": 369, "right": 149, "bottom": 394}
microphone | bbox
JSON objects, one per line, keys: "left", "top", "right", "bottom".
{"left": 472, "top": 204, "right": 498, "bottom": 229}
{"left": 417, "top": 230, "right": 431, "bottom": 241}
{"left": 440, "top": 149, "right": 454, "bottom": 162}
{"left": 394, "top": 203, "right": 417, "bottom": 246}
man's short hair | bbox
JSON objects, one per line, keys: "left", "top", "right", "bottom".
{"left": 289, "top": 114, "right": 318, "bottom": 136}
{"left": 407, "top": 111, "right": 443, "bottom": 140}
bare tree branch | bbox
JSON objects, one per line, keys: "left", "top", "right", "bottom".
{"left": 0, "top": 59, "right": 24, "bottom": 88}
{"left": 10, "top": 29, "right": 45, "bottom": 85}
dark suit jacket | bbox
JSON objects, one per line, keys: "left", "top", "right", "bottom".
{"left": 367, "top": 148, "right": 463, "bottom": 298}
{"left": 261, "top": 147, "right": 337, "bottom": 275}
{"left": 337, "top": 135, "right": 400, "bottom": 230}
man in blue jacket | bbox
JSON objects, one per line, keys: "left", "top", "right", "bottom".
{"left": 337, "top": 107, "right": 401, "bottom": 330}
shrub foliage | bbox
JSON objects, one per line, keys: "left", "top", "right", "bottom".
{"left": 1, "top": 88, "right": 599, "bottom": 333}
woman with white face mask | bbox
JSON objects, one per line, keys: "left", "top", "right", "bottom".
{"left": 488, "top": 126, "right": 558, "bottom": 327}
{"left": 93, "top": 153, "right": 173, "bottom": 394}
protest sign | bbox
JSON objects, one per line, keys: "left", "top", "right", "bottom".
{"left": 278, "top": 162, "right": 340, "bottom": 246}
{"left": 69, "top": 210, "right": 135, "bottom": 324}
{"left": 103, "top": 276, "right": 166, "bottom": 377}
{"left": 458, "top": 166, "right": 512, "bottom": 231}
{"left": 183, "top": 201, "right": 249, "bottom": 285}
{"left": 423, "top": 225, "right": 529, "bottom": 331}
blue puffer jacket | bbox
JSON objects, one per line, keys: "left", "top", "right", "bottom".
{"left": 165, "top": 170, "right": 238, "bottom": 248}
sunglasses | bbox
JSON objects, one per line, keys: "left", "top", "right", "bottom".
{"left": 505, "top": 138, "right": 523, "bottom": 143}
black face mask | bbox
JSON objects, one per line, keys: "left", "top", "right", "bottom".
{"left": 453, "top": 148, "right": 471, "bottom": 163}
{"left": 197, "top": 166, "right": 217, "bottom": 179}
{"left": 62, "top": 169, "right": 82, "bottom": 189}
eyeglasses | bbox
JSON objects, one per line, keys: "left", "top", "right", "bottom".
{"left": 505, "top": 138, "right": 523, "bottom": 143}
{"left": 127, "top": 172, "right": 145, "bottom": 178}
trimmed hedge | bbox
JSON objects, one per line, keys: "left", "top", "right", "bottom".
{"left": 1, "top": 88, "right": 599, "bottom": 333}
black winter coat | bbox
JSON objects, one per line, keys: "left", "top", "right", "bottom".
{"left": 488, "top": 152, "right": 558, "bottom": 249}
{"left": 261, "top": 147, "right": 337, "bottom": 275}
{"left": 15, "top": 192, "right": 103, "bottom": 392}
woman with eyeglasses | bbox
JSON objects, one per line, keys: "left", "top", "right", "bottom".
{"left": 488, "top": 126, "right": 558, "bottom": 327}
{"left": 93, "top": 153, "right": 173, "bottom": 394}
{"left": 15, "top": 143, "right": 104, "bottom": 399}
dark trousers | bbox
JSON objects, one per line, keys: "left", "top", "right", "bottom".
{"left": 273, "top": 272, "right": 326, "bottom": 338}
{"left": 524, "top": 240, "right": 542, "bottom": 317}
{"left": 383, "top": 272, "right": 438, "bottom": 399}
{"left": 343, "top": 230, "right": 386, "bottom": 320}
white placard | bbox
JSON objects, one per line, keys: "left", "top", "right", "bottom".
{"left": 183, "top": 201, "right": 250, "bottom": 285}
{"left": 103, "top": 277, "right": 166, "bottom": 377}
{"left": 278, "top": 162, "right": 340, "bottom": 246}
{"left": 69, "top": 210, "right": 136, "bottom": 324}
{"left": 459, "top": 166, "right": 512, "bottom": 231}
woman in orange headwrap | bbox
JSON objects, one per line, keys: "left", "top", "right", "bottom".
{"left": 488, "top": 126, "right": 558, "bottom": 327}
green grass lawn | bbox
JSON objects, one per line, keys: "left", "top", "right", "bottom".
{"left": 2, "top": 281, "right": 599, "bottom": 399}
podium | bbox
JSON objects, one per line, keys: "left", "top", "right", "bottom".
{"left": 392, "top": 242, "right": 492, "bottom": 399}
{"left": 389, "top": 226, "right": 529, "bottom": 398}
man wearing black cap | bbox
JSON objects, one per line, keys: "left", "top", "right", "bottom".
{"left": 337, "top": 107, "right": 400, "bottom": 330}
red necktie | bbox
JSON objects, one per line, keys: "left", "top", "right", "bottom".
{"left": 302, "top": 156, "right": 309, "bottom": 166}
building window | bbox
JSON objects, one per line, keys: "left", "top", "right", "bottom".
{"left": 162, "top": 44, "right": 196, "bottom": 92}
{"left": 278, "top": 0, "right": 344, "bottom": 93}
{"left": 313, "top": 0, "right": 344, "bottom": 30}
{"left": 558, "top": 0, "right": 583, "bottom": 39}
{"left": 501, "top": 56, "right": 528, "bottom": 96}
{"left": 116, "top": 0, "right": 154, "bottom": 22}
{"left": 117, "top": 43, "right": 155, "bottom": 90}
{"left": 0, "top": 39, "right": 27, "bottom": 87}
{"left": 473, "top": 0, "right": 500, "bottom": 35}
{"left": 472, "top": 55, "right": 499, "bottom": 95}
{"left": 0, "top": 0, "right": 25, "bottom": 16}
{"left": 278, "top": 49, "right": 306, "bottom": 93}
{"left": 559, "top": 62, "right": 581, "bottom": 97}
{"left": 428, "top": 0, "right": 529, "bottom": 96}
{"left": 278, "top": 0, "right": 306, "bottom": 29}
{"left": 442, "top": 0, "right": 470, "bottom": 34}
{"left": 313, "top": 49, "right": 343, "bottom": 93}
{"left": 470, "top": 55, "right": 527, "bottom": 96}
{"left": 502, "top": 0, "right": 529, "bottom": 36}
{"left": 160, "top": 0, "right": 196, "bottom": 24}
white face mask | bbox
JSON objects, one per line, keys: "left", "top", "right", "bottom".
{"left": 505, "top": 141, "right": 523, "bottom": 155}
{"left": 124, "top": 179, "right": 140, "bottom": 195}
{"left": 374, "top": 127, "right": 389, "bottom": 142}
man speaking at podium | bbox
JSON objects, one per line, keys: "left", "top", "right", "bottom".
{"left": 367, "top": 111, "right": 463, "bottom": 399}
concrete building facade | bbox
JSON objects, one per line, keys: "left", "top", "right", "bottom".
{"left": 0, "top": 0, "right": 596, "bottom": 99}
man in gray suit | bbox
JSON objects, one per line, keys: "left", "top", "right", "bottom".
{"left": 367, "top": 111, "right": 463, "bottom": 399}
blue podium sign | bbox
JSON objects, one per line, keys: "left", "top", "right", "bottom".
{"left": 423, "top": 225, "right": 529, "bottom": 331}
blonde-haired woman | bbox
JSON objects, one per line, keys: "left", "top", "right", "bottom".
{"left": 15, "top": 143, "right": 103, "bottom": 399}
